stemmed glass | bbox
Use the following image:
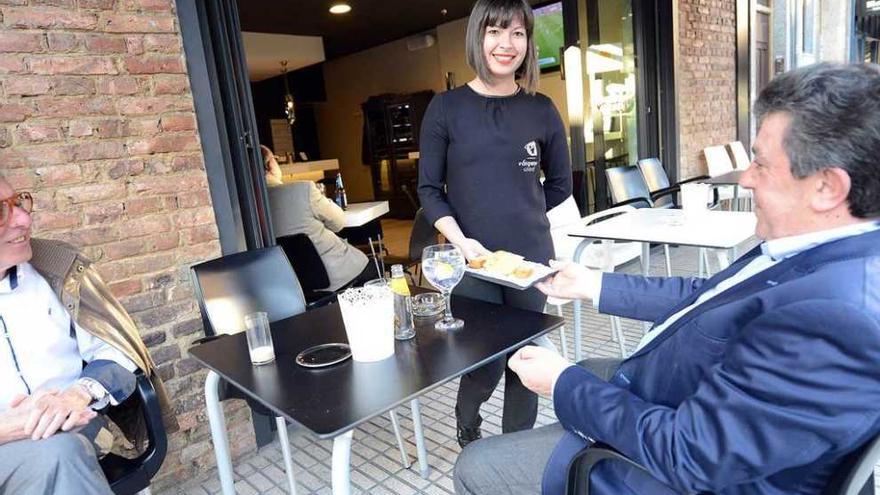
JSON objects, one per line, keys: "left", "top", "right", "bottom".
{"left": 421, "top": 244, "right": 466, "bottom": 330}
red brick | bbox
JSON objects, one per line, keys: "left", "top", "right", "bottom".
{"left": 30, "top": 56, "right": 118, "bottom": 75}
{"left": 99, "top": 13, "right": 176, "bottom": 33}
{"left": 109, "top": 278, "right": 142, "bottom": 298}
{"left": 170, "top": 155, "right": 204, "bottom": 172}
{"left": 175, "top": 190, "right": 211, "bottom": 209}
{"left": 84, "top": 35, "right": 127, "bottom": 54}
{"left": 14, "top": 123, "right": 64, "bottom": 143}
{"left": 32, "top": 0, "right": 76, "bottom": 6}
{"left": 68, "top": 141, "right": 127, "bottom": 161}
{"left": 4, "top": 8, "right": 98, "bottom": 30}
{"left": 95, "top": 76, "right": 141, "bottom": 95}
{"left": 123, "top": 195, "right": 164, "bottom": 215}
{"left": 181, "top": 224, "right": 217, "bottom": 245}
{"left": 0, "top": 103, "right": 32, "bottom": 122}
{"left": 79, "top": 0, "right": 116, "bottom": 9}
{"left": 46, "top": 33, "right": 82, "bottom": 52}
{"left": 124, "top": 214, "right": 173, "bottom": 237}
{"left": 152, "top": 74, "right": 187, "bottom": 95}
{"left": 127, "top": 117, "right": 161, "bottom": 136}
{"left": 52, "top": 76, "right": 96, "bottom": 96}
{"left": 124, "top": 35, "right": 144, "bottom": 55}
{"left": 108, "top": 158, "right": 145, "bottom": 178}
{"left": 124, "top": 0, "right": 173, "bottom": 12}
{"left": 4, "top": 76, "right": 52, "bottom": 96}
{"left": 0, "top": 148, "right": 31, "bottom": 168}
{"left": 123, "top": 55, "right": 183, "bottom": 74}
{"left": 93, "top": 119, "right": 129, "bottom": 138}
{"left": 67, "top": 120, "right": 93, "bottom": 137}
{"left": 35, "top": 164, "right": 81, "bottom": 186}
{"left": 117, "top": 95, "right": 185, "bottom": 115}
{"left": 32, "top": 210, "right": 80, "bottom": 230}
{"left": 131, "top": 174, "right": 204, "bottom": 195}
{"left": 84, "top": 202, "right": 124, "bottom": 224}
{"left": 0, "top": 33, "right": 45, "bottom": 53}
{"left": 0, "top": 55, "right": 26, "bottom": 73}
{"left": 174, "top": 206, "right": 214, "bottom": 228}
{"left": 59, "top": 182, "right": 126, "bottom": 204}
{"left": 143, "top": 34, "right": 178, "bottom": 52}
{"left": 63, "top": 224, "right": 120, "bottom": 246}
{"left": 0, "top": 127, "right": 10, "bottom": 148}
{"left": 128, "top": 134, "right": 198, "bottom": 155}
{"left": 159, "top": 113, "right": 194, "bottom": 132}
{"left": 35, "top": 96, "right": 115, "bottom": 118}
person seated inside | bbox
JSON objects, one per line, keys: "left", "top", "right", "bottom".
{"left": 261, "top": 144, "right": 284, "bottom": 187}
{"left": 267, "top": 178, "right": 380, "bottom": 291}
{"left": 454, "top": 62, "right": 880, "bottom": 495}
{"left": 0, "top": 174, "right": 173, "bottom": 495}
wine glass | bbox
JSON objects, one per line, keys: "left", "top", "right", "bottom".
{"left": 421, "top": 244, "right": 466, "bottom": 330}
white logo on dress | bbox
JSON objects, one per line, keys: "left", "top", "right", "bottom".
{"left": 524, "top": 141, "right": 538, "bottom": 157}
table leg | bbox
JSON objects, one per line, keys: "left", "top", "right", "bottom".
{"left": 641, "top": 242, "right": 650, "bottom": 277}
{"left": 331, "top": 430, "right": 354, "bottom": 495}
{"left": 205, "top": 371, "right": 235, "bottom": 495}
{"left": 275, "top": 416, "right": 298, "bottom": 495}
{"left": 388, "top": 411, "right": 412, "bottom": 469}
{"left": 572, "top": 239, "right": 591, "bottom": 363}
{"left": 410, "top": 398, "right": 430, "bottom": 478}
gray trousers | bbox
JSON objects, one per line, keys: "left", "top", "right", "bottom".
{"left": 0, "top": 417, "right": 113, "bottom": 495}
{"left": 454, "top": 358, "right": 622, "bottom": 495}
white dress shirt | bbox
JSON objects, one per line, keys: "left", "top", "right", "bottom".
{"left": 0, "top": 263, "right": 136, "bottom": 411}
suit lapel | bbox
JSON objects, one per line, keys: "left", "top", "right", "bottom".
{"left": 625, "top": 228, "right": 880, "bottom": 361}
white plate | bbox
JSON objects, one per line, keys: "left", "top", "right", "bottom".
{"left": 464, "top": 261, "right": 558, "bottom": 290}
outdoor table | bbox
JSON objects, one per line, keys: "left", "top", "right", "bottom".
{"left": 189, "top": 292, "right": 564, "bottom": 495}
{"left": 565, "top": 208, "right": 756, "bottom": 360}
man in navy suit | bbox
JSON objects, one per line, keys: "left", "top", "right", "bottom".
{"left": 454, "top": 62, "right": 880, "bottom": 495}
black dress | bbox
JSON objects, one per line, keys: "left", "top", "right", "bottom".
{"left": 417, "top": 84, "right": 572, "bottom": 434}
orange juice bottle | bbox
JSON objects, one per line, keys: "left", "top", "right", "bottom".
{"left": 390, "top": 264, "right": 415, "bottom": 339}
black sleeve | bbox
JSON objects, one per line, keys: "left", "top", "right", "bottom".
{"left": 541, "top": 98, "right": 572, "bottom": 210}
{"left": 417, "top": 94, "right": 455, "bottom": 225}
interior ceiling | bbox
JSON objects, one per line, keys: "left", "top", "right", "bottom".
{"left": 236, "top": 0, "right": 487, "bottom": 60}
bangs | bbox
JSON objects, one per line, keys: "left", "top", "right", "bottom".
{"left": 482, "top": 0, "right": 533, "bottom": 32}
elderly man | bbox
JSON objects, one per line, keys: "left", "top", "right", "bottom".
{"left": 0, "top": 174, "right": 170, "bottom": 494}
{"left": 454, "top": 62, "right": 880, "bottom": 495}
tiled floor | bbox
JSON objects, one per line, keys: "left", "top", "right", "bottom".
{"left": 167, "top": 242, "right": 880, "bottom": 494}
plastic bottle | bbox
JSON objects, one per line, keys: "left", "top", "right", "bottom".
{"left": 390, "top": 264, "right": 415, "bottom": 340}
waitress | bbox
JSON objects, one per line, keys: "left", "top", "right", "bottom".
{"left": 417, "top": 0, "right": 572, "bottom": 448}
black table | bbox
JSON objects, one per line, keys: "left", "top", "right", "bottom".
{"left": 190, "top": 293, "right": 564, "bottom": 495}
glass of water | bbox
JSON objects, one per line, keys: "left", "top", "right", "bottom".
{"left": 421, "top": 244, "right": 466, "bottom": 330}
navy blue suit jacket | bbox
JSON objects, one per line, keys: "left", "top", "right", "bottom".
{"left": 546, "top": 228, "right": 880, "bottom": 494}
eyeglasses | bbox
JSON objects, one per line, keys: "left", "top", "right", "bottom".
{"left": 0, "top": 192, "right": 33, "bottom": 227}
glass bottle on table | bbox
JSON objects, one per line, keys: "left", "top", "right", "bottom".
{"left": 389, "top": 264, "right": 415, "bottom": 340}
{"left": 334, "top": 173, "right": 348, "bottom": 210}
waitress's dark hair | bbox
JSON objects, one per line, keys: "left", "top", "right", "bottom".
{"left": 465, "top": 0, "right": 539, "bottom": 94}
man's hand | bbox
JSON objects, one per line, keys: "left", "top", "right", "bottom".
{"left": 508, "top": 346, "right": 573, "bottom": 397}
{"left": 535, "top": 260, "right": 602, "bottom": 301}
{"left": 455, "top": 238, "right": 491, "bottom": 262}
{"left": 26, "top": 386, "right": 95, "bottom": 440}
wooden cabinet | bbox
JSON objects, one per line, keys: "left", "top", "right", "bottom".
{"left": 362, "top": 91, "right": 433, "bottom": 219}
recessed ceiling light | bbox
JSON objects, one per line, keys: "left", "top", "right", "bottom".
{"left": 329, "top": 3, "right": 351, "bottom": 14}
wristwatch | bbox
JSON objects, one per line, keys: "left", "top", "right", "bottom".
{"left": 77, "top": 378, "right": 109, "bottom": 406}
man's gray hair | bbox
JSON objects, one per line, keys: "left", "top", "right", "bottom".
{"left": 754, "top": 62, "right": 880, "bottom": 218}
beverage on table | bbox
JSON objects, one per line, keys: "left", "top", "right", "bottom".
{"left": 335, "top": 173, "right": 348, "bottom": 210}
{"left": 422, "top": 244, "right": 466, "bottom": 331}
{"left": 338, "top": 285, "right": 394, "bottom": 362}
{"left": 244, "top": 311, "right": 275, "bottom": 365}
{"left": 389, "top": 264, "right": 415, "bottom": 340}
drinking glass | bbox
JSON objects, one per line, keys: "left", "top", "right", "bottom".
{"left": 421, "top": 244, "right": 465, "bottom": 330}
{"left": 244, "top": 311, "right": 275, "bottom": 365}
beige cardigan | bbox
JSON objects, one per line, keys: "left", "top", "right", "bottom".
{"left": 30, "top": 238, "right": 176, "bottom": 448}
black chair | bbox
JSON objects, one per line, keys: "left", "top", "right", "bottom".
{"left": 276, "top": 233, "right": 345, "bottom": 308}
{"left": 100, "top": 370, "right": 167, "bottom": 495}
{"left": 383, "top": 208, "right": 439, "bottom": 284}
{"left": 190, "top": 246, "right": 306, "bottom": 452}
{"left": 637, "top": 158, "right": 717, "bottom": 209}
{"left": 566, "top": 434, "right": 880, "bottom": 495}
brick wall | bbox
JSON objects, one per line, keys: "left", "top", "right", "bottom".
{"left": 0, "top": 0, "right": 255, "bottom": 490}
{"left": 676, "top": 0, "right": 738, "bottom": 178}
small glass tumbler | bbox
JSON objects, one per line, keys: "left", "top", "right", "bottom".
{"left": 244, "top": 311, "right": 275, "bottom": 365}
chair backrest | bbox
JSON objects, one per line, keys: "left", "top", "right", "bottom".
{"left": 190, "top": 246, "right": 307, "bottom": 336}
{"left": 605, "top": 165, "right": 652, "bottom": 207}
{"left": 823, "top": 431, "right": 880, "bottom": 495}
{"left": 409, "top": 208, "right": 440, "bottom": 262}
{"left": 704, "top": 145, "right": 735, "bottom": 177}
{"left": 550, "top": 204, "right": 640, "bottom": 270}
{"left": 276, "top": 233, "right": 331, "bottom": 292}
{"left": 637, "top": 158, "right": 673, "bottom": 208}
{"left": 728, "top": 141, "right": 752, "bottom": 171}
{"left": 547, "top": 196, "right": 581, "bottom": 229}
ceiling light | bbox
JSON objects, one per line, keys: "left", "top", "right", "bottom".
{"left": 329, "top": 3, "right": 351, "bottom": 14}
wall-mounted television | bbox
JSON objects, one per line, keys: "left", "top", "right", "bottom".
{"left": 533, "top": 1, "right": 564, "bottom": 72}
